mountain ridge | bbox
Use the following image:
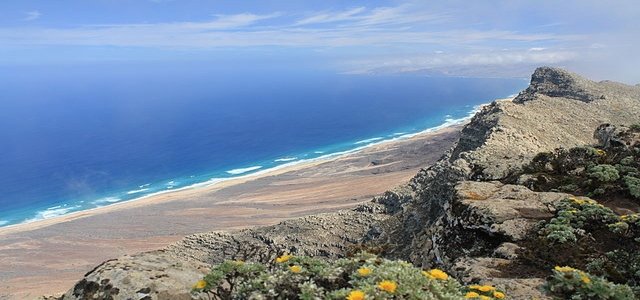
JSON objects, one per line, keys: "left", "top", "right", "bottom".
{"left": 58, "top": 67, "right": 640, "bottom": 299}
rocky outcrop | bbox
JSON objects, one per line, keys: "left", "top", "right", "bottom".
{"left": 513, "top": 67, "right": 605, "bottom": 104}
{"left": 594, "top": 123, "right": 640, "bottom": 149}
{"left": 370, "top": 67, "right": 640, "bottom": 298}
{"left": 61, "top": 67, "right": 640, "bottom": 299}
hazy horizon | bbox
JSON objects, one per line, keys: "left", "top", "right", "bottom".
{"left": 1, "top": 0, "right": 639, "bottom": 83}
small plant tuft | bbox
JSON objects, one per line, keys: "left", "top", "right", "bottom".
{"left": 545, "top": 266, "right": 634, "bottom": 300}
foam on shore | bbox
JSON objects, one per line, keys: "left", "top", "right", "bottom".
{"left": 2, "top": 99, "right": 496, "bottom": 229}
{"left": 226, "top": 166, "right": 263, "bottom": 175}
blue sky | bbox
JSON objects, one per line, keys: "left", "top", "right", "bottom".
{"left": 1, "top": 0, "right": 639, "bottom": 82}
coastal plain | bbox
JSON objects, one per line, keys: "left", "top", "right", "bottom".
{"left": 0, "top": 123, "right": 464, "bottom": 299}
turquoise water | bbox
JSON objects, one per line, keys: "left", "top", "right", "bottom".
{"left": 0, "top": 63, "right": 527, "bottom": 227}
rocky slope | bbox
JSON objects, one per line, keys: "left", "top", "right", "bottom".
{"left": 60, "top": 67, "right": 640, "bottom": 299}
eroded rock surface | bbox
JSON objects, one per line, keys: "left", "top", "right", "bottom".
{"left": 61, "top": 203, "right": 393, "bottom": 300}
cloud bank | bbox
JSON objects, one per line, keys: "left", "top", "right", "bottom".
{"left": 1, "top": 1, "right": 638, "bottom": 82}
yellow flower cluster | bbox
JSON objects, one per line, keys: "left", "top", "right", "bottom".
{"left": 620, "top": 214, "right": 639, "bottom": 221}
{"left": 377, "top": 280, "right": 397, "bottom": 293}
{"left": 595, "top": 149, "right": 606, "bottom": 156}
{"left": 568, "top": 197, "right": 602, "bottom": 206}
{"left": 289, "top": 265, "right": 302, "bottom": 273}
{"left": 554, "top": 266, "right": 576, "bottom": 272}
{"left": 357, "top": 267, "right": 372, "bottom": 277}
{"left": 555, "top": 266, "right": 591, "bottom": 284}
{"left": 346, "top": 290, "right": 365, "bottom": 300}
{"left": 423, "top": 269, "right": 449, "bottom": 280}
{"left": 465, "top": 285, "right": 504, "bottom": 299}
{"left": 193, "top": 280, "right": 207, "bottom": 289}
{"left": 275, "top": 254, "right": 293, "bottom": 263}
{"left": 469, "top": 285, "right": 495, "bottom": 292}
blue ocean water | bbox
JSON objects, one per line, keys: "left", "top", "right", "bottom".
{"left": 0, "top": 63, "right": 528, "bottom": 227}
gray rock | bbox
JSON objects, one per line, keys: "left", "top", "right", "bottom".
{"left": 594, "top": 123, "right": 640, "bottom": 150}
{"left": 493, "top": 242, "right": 521, "bottom": 260}
{"left": 514, "top": 66, "right": 605, "bottom": 104}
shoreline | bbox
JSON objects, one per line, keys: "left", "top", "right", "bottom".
{"left": 0, "top": 105, "right": 485, "bottom": 298}
{"left": 0, "top": 102, "right": 487, "bottom": 235}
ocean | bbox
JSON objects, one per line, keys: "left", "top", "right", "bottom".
{"left": 0, "top": 63, "right": 528, "bottom": 227}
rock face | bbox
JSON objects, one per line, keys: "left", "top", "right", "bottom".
{"left": 513, "top": 67, "right": 605, "bottom": 104}
{"left": 594, "top": 123, "right": 640, "bottom": 149}
{"left": 61, "top": 67, "right": 640, "bottom": 299}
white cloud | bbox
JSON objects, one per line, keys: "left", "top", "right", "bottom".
{"left": 3, "top": 1, "right": 637, "bottom": 80}
{"left": 295, "top": 7, "right": 366, "bottom": 25}
{"left": 23, "top": 11, "right": 41, "bottom": 21}
{"left": 293, "top": 5, "right": 448, "bottom": 28}
{"left": 342, "top": 50, "right": 578, "bottom": 75}
{"left": 90, "top": 12, "right": 280, "bottom": 31}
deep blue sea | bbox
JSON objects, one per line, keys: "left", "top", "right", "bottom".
{"left": 0, "top": 63, "right": 528, "bottom": 227}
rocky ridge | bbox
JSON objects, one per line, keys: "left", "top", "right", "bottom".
{"left": 60, "top": 67, "right": 640, "bottom": 299}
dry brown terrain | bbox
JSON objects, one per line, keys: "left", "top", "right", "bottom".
{"left": 0, "top": 125, "right": 462, "bottom": 299}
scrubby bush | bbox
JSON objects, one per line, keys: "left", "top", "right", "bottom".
{"left": 539, "top": 198, "right": 618, "bottom": 244}
{"left": 545, "top": 266, "right": 634, "bottom": 300}
{"left": 620, "top": 156, "right": 635, "bottom": 166}
{"left": 625, "top": 176, "right": 640, "bottom": 199}
{"left": 588, "top": 164, "right": 620, "bottom": 182}
{"left": 510, "top": 129, "right": 640, "bottom": 205}
{"left": 191, "top": 252, "right": 496, "bottom": 299}
{"left": 515, "top": 198, "right": 640, "bottom": 297}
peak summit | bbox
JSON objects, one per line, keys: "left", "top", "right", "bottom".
{"left": 514, "top": 66, "right": 605, "bottom": 103}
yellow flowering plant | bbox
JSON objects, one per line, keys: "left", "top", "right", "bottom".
{"left": 192, "top": 252, "right": 469, "bottom": 299}
{"left": 545, "top": 266, "right": 634, "bottom": 300}
{"left": 464, "top": 284, "right": 505, "bottom": 299}
{"left": 357, "top": 266, "right": 372, "bottom": 277}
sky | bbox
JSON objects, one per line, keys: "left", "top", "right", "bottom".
{"left": 1, "top": 0, "right": 639, "bottom": 82}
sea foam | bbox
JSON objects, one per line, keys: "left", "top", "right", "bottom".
{"left": 226, "top": 166, "right": 263, "bottom": 175}
{"left": 354, "top": 137, "right": 384, "bottom": 144}
{"left": 92, "top": 197, "right": 121, "bottom": 205}
{"left": 26, "top": 205, "right": 81, "bottom": 223}
{"left": 274, "top": 157, "right": 297, "bottom": 162}
{"left": 126, "top": 188, "right": 150, "bottom": 195}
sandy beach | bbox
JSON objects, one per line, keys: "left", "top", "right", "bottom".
{"left": 0, "top": 123, "right": 464, "bottom": 299}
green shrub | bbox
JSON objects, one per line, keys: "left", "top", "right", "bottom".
{"left": 588, "top": 164, "right": 620, "bottom": 182}
{"left": 191, "top": 252, "right": 480, "bottom": 299}
{"left": 512, "top": 135, "right": 640, "bottom": 205}
{"left": 539, "top": 198, "right": 618, "bottom": 244}
{"left": 545, "top": 266, "right": 634, "bottom": 300}
{"left": 615, "top": 165, "right": 639, "bottom": 177}
{"left": 624, "top": 176, "right": 640, "bottom": 199}
{"left": 620, "top": 156, "right": 635, "bottom": 166}
{"left": 587, "top": 250, "right": 640, "bottom": 295}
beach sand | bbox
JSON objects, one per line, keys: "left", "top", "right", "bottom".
{"left": 0, "top": 124, "right": 464, "bottom": 299}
